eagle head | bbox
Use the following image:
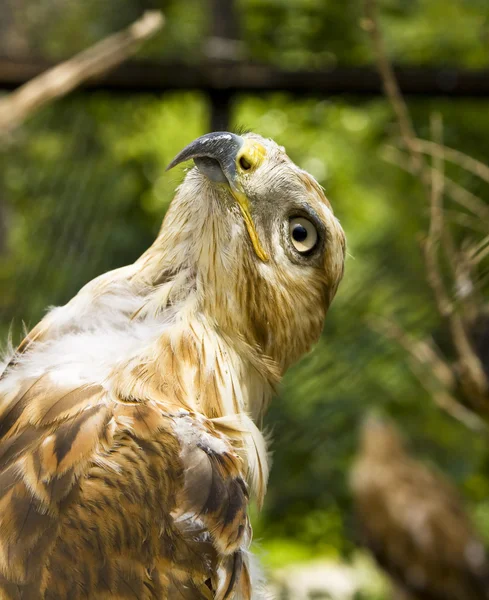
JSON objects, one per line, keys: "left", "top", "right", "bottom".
{"left": 150, "top": 131, "right": 346, "bottom": 370}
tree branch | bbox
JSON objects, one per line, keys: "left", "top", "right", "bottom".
{"left": 423, "top": 114, "right": 452, "bottom": 317}
{"left": 363, "top": 0, "right": 421, "bottom": 172}
{"left": 383, "top": 142, "right": 488, "bottom": 396}
{"left": 470, "top": 235, "right": 489, "bottom": 264}
{"left": 365, "top": 0, "right": 489, "bottom": 418}
{"left": 382, "top": 146, "right": 489, "bottom": 221}
{"left": 371, "top": 317, "right": 487, "bottom": 433}
{"left": 0, "top": 10, "right": 164, "bottom": 135}
{"left": 413, "top": 139, "right": 489, "bottom": 185}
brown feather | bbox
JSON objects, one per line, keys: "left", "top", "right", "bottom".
{"left": 351, "top": 418, "right": 489, "bottom": 600}
{"left": 0, "top": 132, "right": 346, "bottom": 598}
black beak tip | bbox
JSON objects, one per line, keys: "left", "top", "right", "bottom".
{"left": 165, "top": 131, "right": 244, "bottom": 173}
{"left": 165, "top": 160, "right": 178, "bottom": 172}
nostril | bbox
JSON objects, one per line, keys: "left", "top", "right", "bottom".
{"left": 239, "top": 156, "right": 252, "bottom": 171}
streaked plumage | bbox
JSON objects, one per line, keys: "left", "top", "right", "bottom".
{"left": 350, "top": 417, "right": 489, "bottom": 600}
{"left": 0, "top": 132, "right": 345, "bottom": 598}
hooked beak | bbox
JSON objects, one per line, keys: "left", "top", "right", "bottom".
{"left": 166, "top": 132, "right": 269, "bottom": 262}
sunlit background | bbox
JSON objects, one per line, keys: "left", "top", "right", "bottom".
{"left": 1, "top": 1, "right": 489, "bottom": 598}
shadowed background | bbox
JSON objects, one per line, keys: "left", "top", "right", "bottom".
{"left": 1, "top": 1, "right": 489, "bottom": 597}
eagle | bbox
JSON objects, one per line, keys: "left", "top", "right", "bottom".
{"left": 0, "top": 132, "right": 345, "bottom": 599}
{"left": 350, "top": 416, "right": 489, "bottom": 600}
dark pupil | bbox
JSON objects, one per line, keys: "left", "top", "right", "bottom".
{"left": 292, "top": 224, "right": 308, "bottom": 242}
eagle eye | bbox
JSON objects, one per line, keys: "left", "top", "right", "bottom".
{"left": 289, "top": 217, "right": 318, "bottom": 254}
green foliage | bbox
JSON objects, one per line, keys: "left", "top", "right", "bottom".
{"left": 240, "top": 0, "right": 489, "bottom": 68}
{"left": 3, "top": 0, "right": 206, "bottom": 61}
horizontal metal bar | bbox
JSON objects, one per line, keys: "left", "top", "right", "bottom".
{"left": 1, "top": 58, "right": 489, "bottom": 97}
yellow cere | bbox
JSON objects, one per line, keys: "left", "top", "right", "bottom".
{"left": 236, "top": 140, "right": 267, "bottom": 172}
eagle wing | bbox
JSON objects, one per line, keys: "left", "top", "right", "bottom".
{"left": 0, "top": 329, "right": 252, "bottom": 599}
{"left": 354, "top": 459, "right": 489, "bottom": 600}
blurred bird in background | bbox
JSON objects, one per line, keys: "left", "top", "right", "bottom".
{"left": 350, "top": 416, "right": 489, "bottom": 600}
{"left": 0, "top": 132, "right": 345, "bottom": 599}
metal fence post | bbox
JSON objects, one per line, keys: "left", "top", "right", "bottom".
{"left": 207, "top": 0, "right": 241, "bottom": 131}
